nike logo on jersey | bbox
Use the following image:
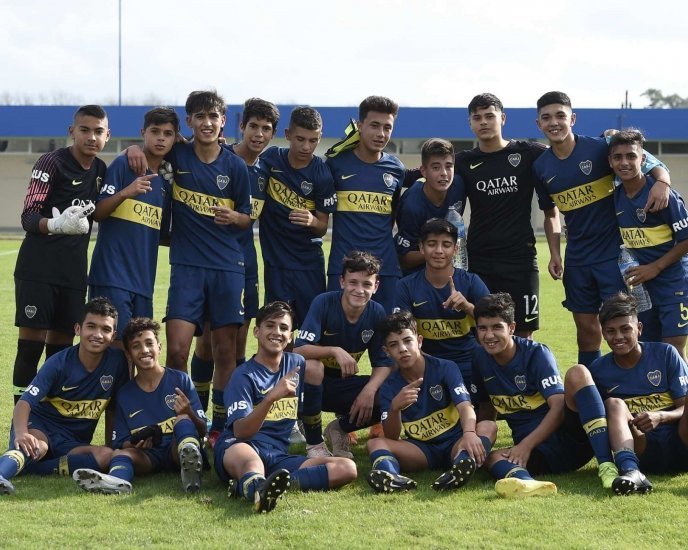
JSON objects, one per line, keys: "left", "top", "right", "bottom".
{"left": 71, "top": 180, "right": 82, "bottom": 186}
{"left": 259, "top": 387, "right": 274, "bottom": 395}
{"left": 412, "top": 301, "right": 428, "bottom": 307}
{"left": 546, "top": 176, "right": 556, "bottom": 184}
{"left": 524, "top": 315, "right": 539, "bottom": 323}
{"left": 61, "top": 385, "right": 79, "bottom": 392}
{"left": 678, "top": 321, "right": 688, "bottom": 328}
{"left": 607, "top": 385, "right": 620, "bottom": 394}
{"left": 129, "top": 409, "right": 144, "bottom": 418}
{"left": 470, "top": 162, "right": 484, "bottom": 170}
{"left": 616, "top": 211, "right": 624, "bottom": 216}
{"left": 176, "top": 170, "right": 190, "bottom": 174}
{"left": 483, "top": 376, "right": 496, "bottom": 382}
{"left": 323, "top": 331, "right": 339, "bottom": 336}
{"left": 341, "top": 174, "right": 356, "bottom": 180}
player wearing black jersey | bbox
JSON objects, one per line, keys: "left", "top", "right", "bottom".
{"left": 12, "top": 105, "right": 110, "bottom": 404}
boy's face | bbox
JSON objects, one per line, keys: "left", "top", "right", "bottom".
{"left": 383, "top": 328, "right": 422, "bottom": 368}
{"left": 358, "top": 111, "right": 394, "bottom": 155}
{"left": 124, "top": 330, "right": 161, "bottom": 372}
{"left": 254, "top": 313, "right": 293, "bottom": 355}
{"left": 475, "top": 316, "right": 515, "bottom": 357}
{"left": 420, "top": 154, "right": 454, "bottom": 194}
{"left": 285, "top": 125, "right": 321, "bottom": 163}
{"left": 469, "top": 105, "right": 505, "bottom": 142}
{"left": 419, "top": 232, "right": 457, "bottom": 269}
{"left": 69, "top": 114, "right": 110, "bottom": 159}
{"left": 142, "top": 122, "right": 176, "bottom": 158}
{"left": 602, "top": 315, "right": 642, "bottom": 357}
{"left": 186, "top": 109, "right": 226, "bottom": 145}
{"left": 240, "top": 116, "right": 275, "bottom": 155}
{"left": 609, "top": 143, "right": 645, "bottom": 183}
{"left": 75, "top": 313, "right": 116, "bottom": 354}
{"left": 536, "top": 103, "right": 575, "bottom": 145}
{"left": 340, "top": 270, "right": 378, "bottom": 309}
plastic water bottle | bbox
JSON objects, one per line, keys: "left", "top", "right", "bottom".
{"left": 618, "top": 245, "right": 652, "bottom": 312}
{"left": 446, "top": 203, "right": 469, "bottom": 271}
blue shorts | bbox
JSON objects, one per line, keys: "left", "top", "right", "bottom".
{"left": 327, "top": 274, "right": 399, "bottom": 314}
{"left": 244, "top": 276, "right": 259, "bottom": 320}
{"left": 10, "top": 416, "right": 87, "bottom": 459}
{"left": 165, "top": 265, "right": 244, "bottom": 334}
{"left": 562, "top": 259, "right": 625, "bottom": 313}
{"left": 214, "top": 435, "right": 307, "bottom": 482}
{"left": 89, "top": 285, "right": 153, "bottom": 339}
{"left": 322, "top": 374, "right": 382, "bottom": 430}
{"left": 407, "top": 436, "right": 457, "bottom": 470}
{"left": 264, "top": 267, "right": 325, "bottom": 327}
{"left": 638, "top": 301, "right": 688, "bottom": 341}
{"left": 639, "top": 424, "right": 688, "bottom": 473}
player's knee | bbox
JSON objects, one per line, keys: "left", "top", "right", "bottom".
{"left": 564, "top": 364, "right": 593, "bottom": 390}
{"left": 366, "top": 437, "right": 387, "bottom": 453}
{"left": 91, "top": 447, "right": 114, "bottom": 470}
{"left": 327, "top": 458, "right": 357, "bottom": 487}
{"left": 305, "top": 360, "right": 324, "bottom": 385}
{"left": 477, "top": 420, "right": 497, "bottom": 441}
{"left": 604, "top": 397, "right": 628, "bottom": 419}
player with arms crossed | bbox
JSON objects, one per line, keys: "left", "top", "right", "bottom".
{"left": 73, "top": 318, "right": 207, "bottom": 494}
{"left": 12, "top": 105, "right": 109, "bottom": 403}
{"left": 214, "top": 302, "right": 357, "bottom": 513}
{"left": 294, "top": 251, "right": 393, "bottom": 459}
{"left": 365, "top": 311, "right": 495, "bottom": 493}
{"left": 0, "top": 298, "right": 128, "bottom": 495}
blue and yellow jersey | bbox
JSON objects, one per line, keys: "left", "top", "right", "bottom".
{"left": 222, "top": 352, "right": 305, "bottom": 453}
{"left": 394, "top": 178, "right": 466, "bottom": 276}
{"left": 167, "top": 142, "right": 251, "bottom": 273}
{"left": 395, "top": 268, "right": 489, "bottom": 380}
{"left": 615, "top": 176, "right": 688, "bottom": 305}
{"left": 590, "top": 342, "right": 688, "bottom": 414}
{"left": 258, "top": 146, "right": 337, "bottom": 270}
{"left": 327, "top": 149, "right": 404, "bottom": 277}
{"left": 89, "top": 155, "right": 165, "bottom": 298}
{"left": 294, "top": 290, "right": 393, "bottom": 377}
{"left": 111, "top": 368, "right": 205, "bottom": 449}
{"left": 471, "top": 337, "right": 563, "bottom": 443}
{"left": 380, "top": 354, "right": 470, "bottom": 444}
{"left": 533, "top": 135, "right": 664, "bottom": 267}
{"left": 21, "top": 346, "right": 129, "bottom": 444}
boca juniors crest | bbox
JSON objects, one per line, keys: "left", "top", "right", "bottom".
{"left": 100, "top": 375, "right": 114, "bottom": 391}
{"left": 301, "top": 180, "right": 313, "bottom": 195}
{"left": 165, "top": 394, "right": 177, "bottom": 410}
{"left": 258, "top": 176, "right": 266, "bottom": 192}
{"left": 636, "top": 208, "right": 646, "bottom": 223}
{"left": 361, "top": 329, "right": 374, "bottom": 344}
{"left": 508, "top": 153, "right": 521, "bottom": 167}
{"left": 429, "top": 384, "right": 443, "bottom": 401}
{"left": 514, "top": 375, "right": 527, "bottom": 392}
{"left": 647, "top": 370, "right": 662, "bottom": 387}
{"left": 579, "top": 160, "right": 592, "bottom": 176}
{"left": 217, "top": 174, "right": 230, "bottom": 190}
{"left": 383, "top": 173, "right": 396, "bottom": 188}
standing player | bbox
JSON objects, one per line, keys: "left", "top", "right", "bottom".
{"left": 89, "top": 107, "right": 179, "bottom": 348}
{"left": 258, "top": 107, "right": 337, "bottom": 328}
{"left": 609, "top": 130, "right": 688, "bottom": 359}
{"left": 533, "top": 91, "right": 671, "bottom": 367}
{"left": 214, "top": 302, "right": 357, "bottom": 513}
{"left": 394, "top": 139, "right": 465, "bottom": 276}
{"left": 293, "top": 252, "right": 393, "bottom": 459}
{"left": 365, "top": 311, "right": 495, "bottom": 493}
{"left": 73, "top": 318, "right": 207, "bottom": 494}
{"left": 396, "top": 219, "right": 489, "bottom": 387}
{"left": 327, "top": 96, "right": 405, "bottom": 313}
{"left": 12, "top": 105, "right": 109, "bottom": 403}
{"left": 0, "top": 298, "right": 128, "bottom": 495}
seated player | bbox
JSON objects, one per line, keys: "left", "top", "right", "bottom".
{"left": 0, "top": 298, "right": 129, "bottom": 495}
{"left": 610, "top": 129, "right": 688, "bottom": 360}
{"left": 396, "top": 218, "right": 489, "bottom": 388}
{"left": 589, "top": 293, "right": 688, "bottom": 495}
{"left": 365, "top": 311, "right": 495, "bottom": 493}
{"left": 472, "top": 293, "right": 606, "bottom": 498}
{"left": 395, "top": 138, "right": 465, "bottom": 276}
{"left": 73, "top": 318, "right": 207, "bottom": 494}
{"left": 294, "top": 251, "right": 393, "bottom": 459}
{"left": 214, "top": 302, "right": 357, "bottom": 513}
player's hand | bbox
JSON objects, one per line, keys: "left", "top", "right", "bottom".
{"left": 270, "top": 367, "right": 300, "bottom": 400}
{"left": 174, "top": 387, "right": 192, "bottom": 416}
{"left": 125, "top": 145, "right": 148, "bottom": 176}
{"left": 391, "top": 377, "right": 423, "bottom": 412}
{"left": 631, "top": 411, "right": 663, "bottom": 433}
{"left": 122, "top": 174, "right": 156, "bottom": 198}
{"left": 349, "top": 387, "right": 375, "bottom": 427}
{"left": 644, "top": 179, "right": 670, "bottom": 213}
{"left": 289, "top": 208, "right": 315, "bottom": 227}
{"left": 501, "top": 443, "right": 531, "bottom": 467}
{"left": 134, "top": 437, "right": 154, "bottom": 449}
{"left": 624, "top": 263, "right": 660, "bottom": 286}
{"left": 332, "top": 348, "right": 359, "bottom": 378}
{"left": 14, "top": 432, "right": 42, "bottom": 459}
{"left": 210, "top": 205, "right": 238, "bottom": 225}
{"left": 548, "top": 255, "right": 563, "bottom": 280}
{"left": 442, "top": 277, "right": 469, "bottom": 312}
{"left": 603, "top": 129, "right": 619, "bottom": 138}
{"left": 458, "top": 431, "right": 486, "bottom": 466}
{"left": 47, "top": 205, "right": 93, "bottom": 235}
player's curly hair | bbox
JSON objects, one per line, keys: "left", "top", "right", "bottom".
{"left": 474, "top": 293, "right": 515, "bottom": 324}
{"left": 185, "top": 89, "right": 226, "bottom": 116}
{"left": 342, "top": 251, "right": 381, "bottom": 277}
{"left": 121, "top": 317, "right": 161, "bottom": 350}
{"left": 379, "top": 310, "right": 417, "bottom": 341}
{"left": 359, "top": 96, "right": 399, "bottom": 121}
{"left": 242, "top": 98, "right": 280, "bottom": 131}
{"left": 421, "top": 138, "right": 454, "bottom": 166}
{"left": 608, "top": 128, "right": 645, "bottom": 151}
{"left": 82, "top": 297, "right": 118, "bottom": 327}
{"left": 256, "top": 301, "right": 295, "bottom": 328}
{"left": 599, "top": 292, "right": 638, "bottom": 327}
{"left": 468, "top": 93, "right": 503, "bottom": 115}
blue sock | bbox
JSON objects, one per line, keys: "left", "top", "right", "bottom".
{"left": 24, "top": 452, "right": 99, "bottom": 476}
{"left": 291, "top": 464, "right": 329, "bottom": 491}
{"left": 370, "top": 449, "right": 400, "bottom": 475}
{"left": 574, "top": 385, "right": 613, "bottom": 464}
{"left": 614, "top": 449, "right": 640, "bottom": 473}
{"left": 302, "top": 383, "right": 324, "bottom": 445}
{"left": 454, "top": 435, "right": 493, "bottom": 464}
{"left": 578, "top": 350, "right": 601, "bottom": 367}
{"left": 174, "top": 418, "right": 199, "bottom": 451}
{"left": 0, "top": 450, "right": 30, "bottom": 479}
{"left": 490, "top": 459, "right": 533, "bottom": 480}
{"left": 211, "top": 388, "right": 225, "bottom": 432}
{"left": 190, "top": 355, "right": 213, "bottom": 412}
{"left": 238, "top": 472, "right": 264, "bottom": 502}
{"left": 108, "top": 455, "right": 134, "bottom": 482}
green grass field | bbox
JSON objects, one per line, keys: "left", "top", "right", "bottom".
{"left": 0, "top": 237, "right": 686, "bottom": 549}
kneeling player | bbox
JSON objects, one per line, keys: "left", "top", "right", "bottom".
{"left": 73, "top": 318, "right": 207, "bottom": 494}
{"left": 0, "top": 298, "right": 128, "bottom": 495}
{"left": 472, "top": 293, "right": 603, "bottom": 498}
{"left": 590, "top": 293, "right": 688, "bottom": 495}
{"left": 214, "top": 302, "right": 357, "bottom": 513}
{"left": 366, "top": 311, "right": 495, "bottom": 493}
